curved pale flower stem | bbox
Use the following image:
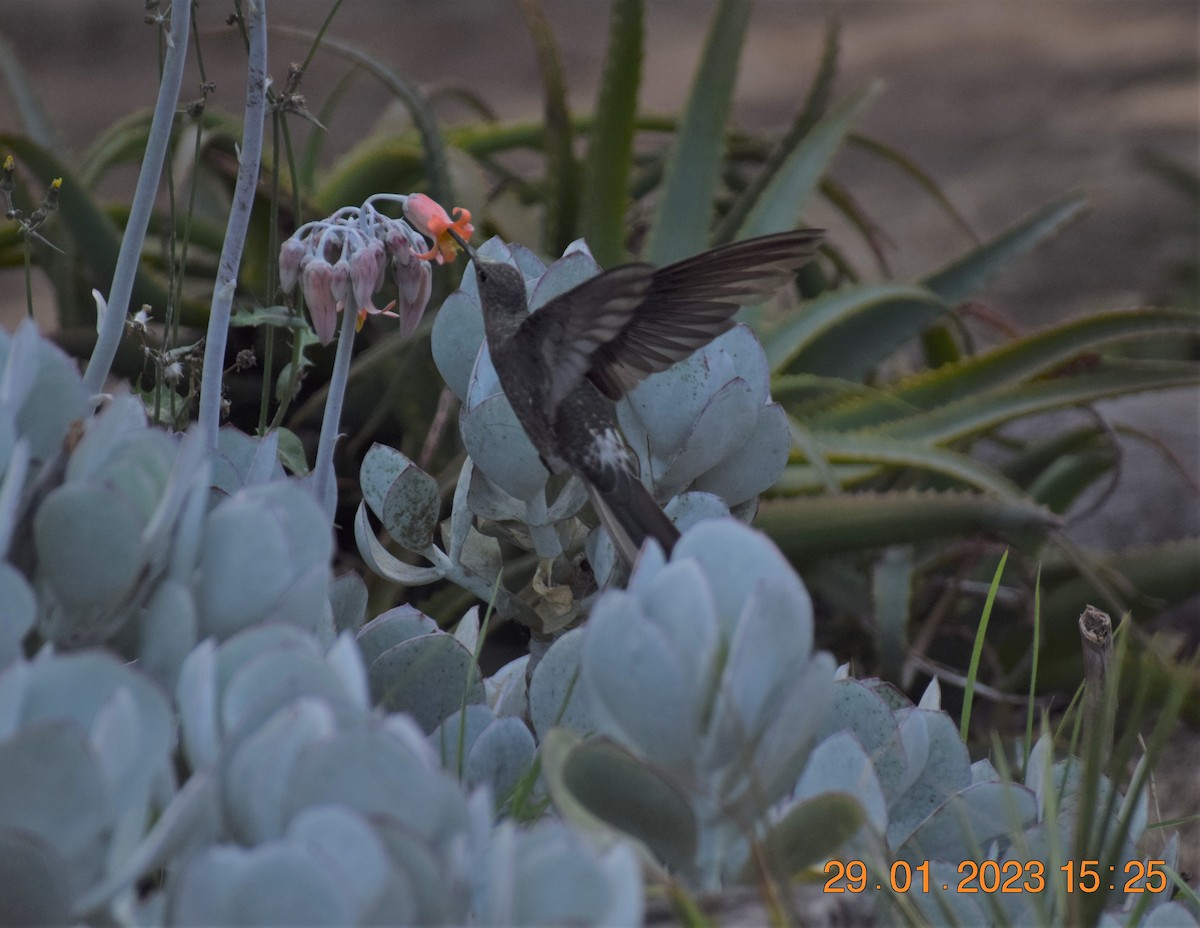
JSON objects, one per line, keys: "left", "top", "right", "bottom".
{"left": 311, "top": 301, "right": 359, "bottom": 521}
{"left": 197, "top": 0, "right": 268, "bottom": 443}
{"left": 82, "top": 2, "right": 192, "bottom": 397}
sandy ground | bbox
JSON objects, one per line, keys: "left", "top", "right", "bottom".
{"left": 1, "top": 0, "right": 1198, "bottom": 875}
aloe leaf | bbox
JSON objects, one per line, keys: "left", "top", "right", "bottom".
{"left": 715, "top": 14, "right": 840, "bottom": 243}
{"left": 517, "top": 0, "right": 578, "bottom": 256}
{"left": 873, "top": 360, "right": 1200, "bottom": 445}
{"left": 733, "top": 81, "right": 881, "bottom": 241}
{"left": 1024, "top": 446, "right": 1117, "bottom": 514}
{"left": 756, "top": 490, "right": 1057, "bottom": 562}
{"left": 274, "top": 26, "right": 454, "bottom": 207}
{"left": 580, "top": 0, "right": 643, "bottom": 267}
{"left": 848, "top": 132, "right": 979, "bottom": 243}
{"left": 0, "top": 32, "right": 64, "bottom": 155}
{"left": 803, "top": 430, "right": 1028, "bottom": 498}
{"left": 1000, "top": 425, "right": 1111, "bottom": 489}
{"left": 760, "top": 282, "right": 949, "bottom": 375}
{"left": 79, "top": 108, "right": 240, "bottom": 189}
{"left": 644, "top": 0, "right": 751, "bottom": 264}
{"left": 812, "top": 308, "right": 1200, "bottom": 432}
{"left": 922, "top": 192, "right": 1087, "bottom": 304}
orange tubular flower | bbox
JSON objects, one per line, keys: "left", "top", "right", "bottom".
{"left": 403, "top": 193, "right": 474, "bottom": 265}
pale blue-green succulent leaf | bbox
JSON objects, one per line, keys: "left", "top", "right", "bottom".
{"left": 0, "top": 828, "right": 72, "bottom": 926}
{"left": 328, "top": 571, "right": 367, "bottom": 636}
{"left": 431, "top": 289, "right": 487, "bottom": 401}
{"left": 0, "top": 321, "right": 88, "bottom": 464}
{"left": 899, "top": 780, "right": 1038, "bottom": 863}
{"left": 487, "top": 654, "right": 530, "bottom": 720}
{"left": 631, "top": 559, "right": 720, "bottom": 685}
{"left": 756, "top": 792, "right": 866, "bottom": 882}
{"left": 283, "top": 727, "right": 468, "bottom": 842}
{"left": 34, "top": 482, "right": 144, "bottom": 614}
{"left": 582, "top": 591, "right": 700, "bottom": 780}
{"left": 220, "top": 698, "right": 338, "bottom": 845}
{"left": 353, "top": 502, "right": 446, "bottom": 586}
{"left": 380, "top": 457, "right": 441, "bottom": 552}
{"left": 690, "top": 401, "right": 789, "bottom": 505}
{"left": 137, "top": 579, "right": 197, "bottom": 690}
{"left": 671, "top": 519, "right": 809, "bottom": 633}
{"left": 0, "top": 565, "right": 34, "bottom": 667}
{"left": 461, "top": 391, "right": 549, "bottom": 503}
{"left": 172, "top": 843, "right": 352, "bottom": 927}
{"left": 356, "top": 605, "right": 439, "bottom": 669}
{"left": 196, "top": 481, "right": 333, "bottom": 640}
{"left": 286, "top": 805, "right": 404, "bottom": 925}
{"left": 886, "top": 708, "right": 972, "bottom": 850}
{"left": 529, "top": 628, "right": 593, "bottom": 740}
{"left": 528, "top": 250, "right": 602, "bottom": 310}
{"left": 796, "top": 731, "right": 888, "bottom": 835}
{"left": 657, "top": 376, "right": 759, "bottom": 498}
{"left": 818, "top": 679, "right": 909, "bottom": 804}
{"left": 176, "top": 639, "right": 219, "bottom": 771}
{"left": 465, "top": 716, "right": 536, "bottom": 803}
{"left": 210, "top": 426, "right": 286, "bottom": 495}
{"left": 0, "top": 722, "right": 112, "bottom": 896}
{"left": 367, "top": 632, "right": 485, "bottom": 732}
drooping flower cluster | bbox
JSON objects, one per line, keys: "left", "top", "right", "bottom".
{"left": 278, "top": 194, "right": 474, "bottom": 344}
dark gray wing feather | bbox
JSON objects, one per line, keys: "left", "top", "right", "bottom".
{"left": 515, "top": 230, "right": 823, "bottom": 411}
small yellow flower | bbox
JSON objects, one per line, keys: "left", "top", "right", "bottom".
{"left": 403, "top": 193, "right": 474, "bottom": 265}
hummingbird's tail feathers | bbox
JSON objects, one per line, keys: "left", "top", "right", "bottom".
{"left": 586, "top": 475, "right": 680, "bottom": 568}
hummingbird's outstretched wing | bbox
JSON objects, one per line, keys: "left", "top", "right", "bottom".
{"left": 516, "top": 230, "right": 823, "bottom": 411}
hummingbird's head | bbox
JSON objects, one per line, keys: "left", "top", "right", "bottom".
{"left": 471, "top": 257, "right": 527, "bottom": 314}
{"left": 446, "top": 228, "right": 527, "bottom": 316}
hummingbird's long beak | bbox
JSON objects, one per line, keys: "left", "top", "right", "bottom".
{"left": 447, "top": 228, "right": 477, "bottom": 262}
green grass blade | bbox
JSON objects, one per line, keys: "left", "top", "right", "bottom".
{"left": 714, "top": 14, "right": 840, "bottom": 243}
{"left": 760, "top": 282, "right": 949, "bottom": 376}
{"left": 580, "top": 0, "right": 643, "bottom": 267}
{"left": 517, "top": 0, "right": 578, "bottom": 256}
{"left": 645, "top": 0, "right": 751, "bottom": 264}
{"left": 734, "top": 81, "right": 881, "bottom": 241}
{"left": 1023, "top": 564, "right": 1042, "bottom": 772}
{"left": 960, "top": 549, "right": 1009, "bottom": 742}
{"left": 922, "top": 192, "right": 1087, "bottom": 304}
{"left": 274, "top": 26, "right": 454, "bottom": 207}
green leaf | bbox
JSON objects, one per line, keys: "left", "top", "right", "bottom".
{"left": 760, "top": 282, "right": 949, "bottom": 376}
{"left": 517, "top": 0, "right": 578, "bottom": 256}
{"left": 812, "top": 308, "right": 1200, "bottom": 432}
{"left": 922, "top": 192, "right": 1087, "bottom": 304}
{"left": 801, "top": 430, "right": 1028, "bottom": 497}
{"left": 644, "top": 0, "right": 751, "bottom": 264}
{"left": 871, "top": 360, "right": 1200, "bottom": 445}
{"left": 273, "top": 427, "right": 310, "bottom": 477}
{"left": 546, "top": 734, "right": 699, "bottom": 872}
{"left": 274, "top": 27, "right": 454, "bottom": 208}
{"left": 733, "top": 81, "right": 881, "bottom": 241}
{"left": 756, "top": 490, "right": 1057, "bottom": 563}
{"left": 580, "top": 0, "right": 643, "bottom": 267}
{"left": 755, "top": 793, "right": 864, "bottom": 881}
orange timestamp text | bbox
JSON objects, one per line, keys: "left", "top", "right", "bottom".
{"left": 824, "top": 859, "right": 1169, "bottom": 894}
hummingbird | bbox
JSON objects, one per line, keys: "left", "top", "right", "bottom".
{"left": 449, "top": 229, "right": 823, "bottom": 566}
